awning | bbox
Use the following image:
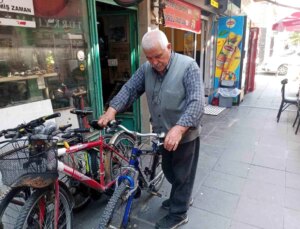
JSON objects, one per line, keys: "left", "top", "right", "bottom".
{"left": 272, "top": 12, "right": 300, "bottom": 32}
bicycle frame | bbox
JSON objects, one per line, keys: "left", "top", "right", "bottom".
{"left": 57, "top": 137, "right": 129, "bottom": 192}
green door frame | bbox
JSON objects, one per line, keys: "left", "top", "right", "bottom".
{"left": 87, "top": 0, "right": 141, "bottom": 131}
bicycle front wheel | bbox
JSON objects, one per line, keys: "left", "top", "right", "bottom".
{"left": 98, "top": 181, "right": 131, "bottom": 229}
{"left": 14, "top": 186, "right": 72, "bottom": 229}
{"left": 104, "top": 131, "right": 135, "bottom": 183}
{"left": 0, "top": 187, "right": 31, "bottom": 229}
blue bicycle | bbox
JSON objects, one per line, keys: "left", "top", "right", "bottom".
{"left": 97, "top": 120, "right": 165, "bottom": 229}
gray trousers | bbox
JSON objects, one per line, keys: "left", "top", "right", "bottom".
{"left": 161, "top": 137, "right": 200, "bottom": 216}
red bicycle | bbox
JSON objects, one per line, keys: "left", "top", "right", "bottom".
{"left": 0, "top": 117, "right": 135, "bottom": 228}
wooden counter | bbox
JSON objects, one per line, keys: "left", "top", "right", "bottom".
{"left": 0, "top": 73, "right": 58, "bottom": 83}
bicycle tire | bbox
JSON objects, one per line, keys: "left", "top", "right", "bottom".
{"left": 104, "top": 131, "right": 135, "bottom": 183}
{"left": 98, "top": 182, "right": 130, "bottom": 229}
{"left": 0, "top": 187, "right": 31, "bottom": 229}
{"left": 14, "top": 186, "right": 72, "bottom": 229}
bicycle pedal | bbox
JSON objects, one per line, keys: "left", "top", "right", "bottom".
{"left": 149, "top": 190, "right": 162, "bottom": 197}
{"left": 70, "top": 179, "right": 80, "bottom": 187}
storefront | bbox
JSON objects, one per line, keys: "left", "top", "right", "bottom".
{"left": 0, "top": 0, "right": 241, "bottom": 132}
{"left": 0, "top": 0, "right": 141, "bottom": 131}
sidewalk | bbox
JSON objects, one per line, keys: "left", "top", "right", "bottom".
{"left": 74, "top": 74, "right": 300, "bottom": 229}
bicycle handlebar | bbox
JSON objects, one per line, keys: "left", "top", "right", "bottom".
{"left": 0, "top": 112, "right": 61, "bottom": 138}
{"left": 90, "top": 119, "right": 165, "bottom": 139}
{"left": 109, "top": 120, "right": 165, "bottom": 139}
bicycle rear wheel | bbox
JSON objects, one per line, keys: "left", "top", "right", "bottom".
{"left": 98, "top": 181, "right": 131, "bottom": 229}
{"left": 0, "top": 187, "right": 31, "bottom": 229}
{"left": 140, "top": 152, "right": 164, "bottom": 193}
{"left": 14, "top": 186, "right": 72, "bottom": 229}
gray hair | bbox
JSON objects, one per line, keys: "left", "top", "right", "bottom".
{"left": 141, "top": 30, "right": 169, "bottom": 50}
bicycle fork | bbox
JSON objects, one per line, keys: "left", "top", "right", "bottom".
{"left": 117, "top": 175, "right": 135, "bottom": 228}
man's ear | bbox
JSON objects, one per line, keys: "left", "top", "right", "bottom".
{"left": 167, "top": 43, "right": 172, "bottom": 50}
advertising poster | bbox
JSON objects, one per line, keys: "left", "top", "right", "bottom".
{"left": 214, "top": 16, "right": 245, "bottom": 90}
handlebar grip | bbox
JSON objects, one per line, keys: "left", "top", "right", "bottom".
{"left": 61, "top": 133, "right": 72, "bottom": 139}
{"left": 89, "top": 120, "right": 103, "bottom": 130}
{"left": 107, "top": 120, "right": 121, "bottom": 128}
{"left": 73, "top": 128, "right": 90, "bottom": 133}
{"left": 59, "top": 124, "right": 72, "bottom": 132}
{"left": 4, "top": 133, "right": 17, "bottom": 139}
{"left": 44, "top": 112, "right": 61, "bottom": 121}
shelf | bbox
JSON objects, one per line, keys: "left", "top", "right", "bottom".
{"left": 0, "top": 73, "right": 58, "bottom": 83}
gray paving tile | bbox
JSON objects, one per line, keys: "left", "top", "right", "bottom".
{"left": 201, "top": 135, "right": 230, "bottom": 147}
{"left": 284, "top": 208, "right": 300, "bottom": 229}
{"left": 241, "top": 180, "right": 285, "bottom": 206}
{"left": 285, "top": 187, "right": 300, "bottom": 211}
{"left": 194, "top": 186, "right": 240, "bottom": 218}
{"left": 287, "top": 141, "right": 300, "bottom": 152}
{"left": 252, "top": 153, "right": 286, "bottom": 170}
{"left": 234, "top": 197, "right": 284, "bottom": 229}
{"left": 229, "top": 221, "right": 263, "bottom": 229}
{"left": 286, "top": 172, "right": 300, "bottom": 190}
{"left": 220, "top": 147, "right": 255, "bottom": 163}
{"left": 259, "top": 134, "right": 287, "bottom": 148}
{"left": 247, "top": 165, "right": 285, "bottom": 186}
{"left": 286, "top": 159, "right": 300, "bottom": 174}
{"left": 181, "top": 208, "right": 231, "bottom": 229}
{"left": 200, "top": 143, "right": 225, "bottom": 158}
{"left": 286, "top": 149, "right": 300, "bottom": 162}
{"left": 203, "top": 171, "right": 247, "bottom": 195}
{"left": 197, "top": 153, "right": 219, "bottom": 171}
{"left": 254, "top": 144, "right": 287, "bottom": 158}
{"left": 214, "top": 158, "right": 251, "bottom": 178}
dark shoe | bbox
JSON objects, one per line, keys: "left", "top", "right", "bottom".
{"left": 161, "top": 198, "right": 194, "bottom": 210}
{"left": 155, "top": 214, "right": 188, "bottom": 229}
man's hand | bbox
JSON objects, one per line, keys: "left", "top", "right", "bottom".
{"left": 164, "top": 125, "right": 189, "bottom": 151}
{"left": 97, "top": 107, "right": 117, "bottom": 127}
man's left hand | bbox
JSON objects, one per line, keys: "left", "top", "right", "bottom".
{"left": 164, "top": 125, "right": 189, "bottom": 151}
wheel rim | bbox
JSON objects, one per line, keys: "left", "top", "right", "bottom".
{"left": 22, "top": 190, "right": 71, "bottom": 228}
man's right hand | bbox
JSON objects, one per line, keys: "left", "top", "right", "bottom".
{"left": 97, "top": 107, "right": 117, "bottom": 127}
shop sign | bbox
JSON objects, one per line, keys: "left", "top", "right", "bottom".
{"left": 0, "top": 0, "right": 36, "bottom": 28}
{"left": 205, "top": 0, "right": 219, "bottom": 9}
{"left": 0, "top": 0, "right": 34, "bottom": 15}
{"left": 163, "top": 0, "right": 201, "bottom": 34}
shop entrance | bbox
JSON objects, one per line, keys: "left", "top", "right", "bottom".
{"left": 160, "top": 18, "right": 208, "bottom": 79}
{"left": 96, "top": 2, "right": 140, "bottom": 131}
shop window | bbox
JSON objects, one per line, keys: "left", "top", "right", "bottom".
{"left": 160, "top": 26, "right": 203, "bottom": 68}
{"left": 0, "top": 0, "right": 91, "bottom": 110}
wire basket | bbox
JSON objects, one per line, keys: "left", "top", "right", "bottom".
{"left": 0, "top": 139, "right": 58, "bottom": 188}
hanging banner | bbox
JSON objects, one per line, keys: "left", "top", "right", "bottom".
{"left": 0, "top": 0, "right": 36, "bottom": 28}
{"left": 163, "top": 0, "right": 201, "bottom": 34}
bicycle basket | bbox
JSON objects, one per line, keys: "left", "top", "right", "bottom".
{"left": 0, "top": 139, "right": 58, "bottom": 188}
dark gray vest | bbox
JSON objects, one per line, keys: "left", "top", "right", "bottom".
{"left": 145, "top": 53, "right": 200, "bottom": 143}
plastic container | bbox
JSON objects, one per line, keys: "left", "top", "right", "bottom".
{"left": 219, "top": 95, "right": 233, "bottom": 108}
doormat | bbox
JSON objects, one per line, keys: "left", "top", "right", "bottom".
{"left": 204, "top": 105, "right": 226, "bottom": 116}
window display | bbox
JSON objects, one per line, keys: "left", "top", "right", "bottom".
{"left": 0, "top": 0, "right": 91, "bottom": 110}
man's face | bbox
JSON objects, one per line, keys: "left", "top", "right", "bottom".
{"left": 143, "top": 43, "right": 171, "bottom": 73}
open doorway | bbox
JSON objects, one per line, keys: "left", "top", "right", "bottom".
{"left": 96, "top": 2, "right": 140, "bottom": 130}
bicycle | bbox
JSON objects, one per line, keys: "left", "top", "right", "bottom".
{"left": 98, "top": 120, "right": 165, "bottom": 229}
{"left": 0, "top": 115, "right": 134, "bottom": 228}
{"left": 0, "top": 119, "right": 134, "bottom": 228}
{"left": 0, "top": 113, "right": 61, "bottom": 229}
